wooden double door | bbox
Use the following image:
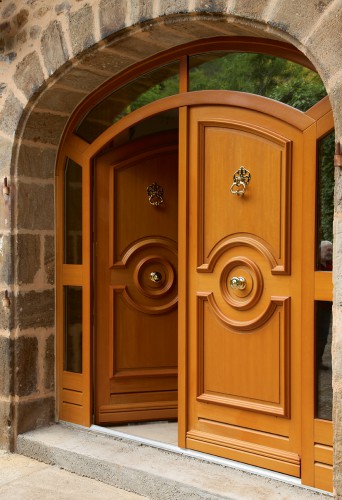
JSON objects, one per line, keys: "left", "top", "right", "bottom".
{"left": 95, "top": 97, "right": 317, "bottom": 478}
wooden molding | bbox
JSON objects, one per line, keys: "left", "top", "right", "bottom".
{"left": 186, "top": 429, "right": 300, "bottom": 466}
{"left": 196, "top": 119, "right": 292, "bottom": 274}
{"left": 196, "top": 295, "right": 291, "bottom": 417}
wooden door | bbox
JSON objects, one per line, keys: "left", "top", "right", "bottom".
{"left": 185, "top": 103, "right": 314, "bottom": 476}
{"left": 95, "top": 132, "right": 178, "bottom": 424}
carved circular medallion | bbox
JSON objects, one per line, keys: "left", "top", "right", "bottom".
{"left": 134, "top": 255, "right": 175, "bottom": 298}
{"left": 221, "top": 257, "right": 263, "bottom": 310}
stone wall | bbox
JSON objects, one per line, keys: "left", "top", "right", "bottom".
{"left": 0, "top": 0, "right": 342, "bottom": 495}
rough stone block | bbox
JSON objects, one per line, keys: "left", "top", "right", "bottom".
{"left": 0, "top": 234, "right": 13, "bottom": 285}
{"left": 333, "top": 217, "right": 342, "bottom": 274}
{"left": 226, "top": 0, "right": 269, "bottom": 18}
{"left": 335, "top": 201, "right": 342, "bottom": 235}
{"left": 17, "top": 29, "right": 28, "bottom": 45}
{"left": 0, "top": 336, "right": 13, "bottom": 397}
{"left": 0, "top": 82, "right": 8, "bottom": 97}
{"left": 22, "top": 110, "right": 68, "bottom": 146}
{"left": 69, "top": 4, "right": 95, "bottom": 56}
{"left": 159, "top": 0, "right": 190, "bottom": 15}
{"left": 30, "top": 25, "right": 41, "bottom": 40}
{"left": 13, "top": 52, "right": 45, "bottom": 99}
{"left": 16, "top": 290, "right": 55, "bottom": 330}
{"left": 332, "top": 304, "right": 342, "bottom": 369}
{"left": 17, "top": 234, "right": 40, "bottom": 285}
{"left": 55, "top": 2, "right": 71, "bottom": 15}
{"left": 17, "top": 144, "right": 56, "bottom": 179}
{"left": 0, "top": 91, "right": 23, "bottom": 138}
{"left": 131, "top": 0, "right": 153, "bottom": 24}
{"left": 41, "top": 20, "right": 69, "bottom": 77}
{"left": 194, "top": 0, "right": 227, "bottom": 13}
{"left": 44, "top": 235, "right": 55, "bottom": 286}
{"left": 0, "top": 138, "right": 12, "bottom": 168}
{"left": 333, "top": 379, "right": 342, "bottom": 493}
{"left": 0, "top": 400, "right": 13, "bottom": 450}
{"left": 328, "top": 78, "right": 342, "bottom": 140}
{"left": 0, "top": 290, "right": 13, "bottom": 331}
{"left": 45, "top": 334, "right": 55, "bottom": 391}
{"left": 33, "top": 4, "right": 52, "bottom": 19}
{"left": 14, "top": 9, "right": 29, "bottom": 30}
{"left": 99, "top": 0, "right": 127, "bottom": 38}
{"left": 0, "top": 21, "right": 11, "bottom": 35}
{"left": 0, "top": 51, "right": 17, "bottom": 64}
{"left": 268, "top": 0, "right": 335, "bottom": 50}
{"left": 0, "top": 191, "right": 13, "bottom": 232}
{"left": 16, "top": 397, "right": 55, "bottom": 436}
{"left": 17, "top": 182, "right": 54, "bottom": 230}
{"left": 1, "top": 2, "right": 16, "bottom": 19}
{"left": 15, "top": 336, "right": 38, "bottom": 396}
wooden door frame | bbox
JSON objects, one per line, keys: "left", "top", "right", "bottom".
{"left": 56, "top": 90, "right": 333, "bottom": 489}
{"left": 301, "top": 97, "right": 334, "bottom": 489}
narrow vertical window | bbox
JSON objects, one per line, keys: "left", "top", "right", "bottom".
{"left": 64, "top": 158, "right": 82, "bottom": 264}
{"left": 315, "top": 130, "right": 334, "bottom": 420}
{"left": 64, "top": 286, "right": 82, "bottom": 373}
{"left": 316, "top": 130, "right": 334, "bottom": 268}
{"left": 315, "top": 301, "right": 332, "bottom": 420}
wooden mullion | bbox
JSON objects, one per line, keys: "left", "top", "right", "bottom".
{"left": 179, "top": 56, "right": 189, "bottom": 93}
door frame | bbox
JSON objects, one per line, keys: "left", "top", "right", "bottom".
{"left": 56, "top": 88, "right": 333, "bottom": 489}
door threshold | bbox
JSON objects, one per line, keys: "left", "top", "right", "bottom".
{"left": 90, "top": 424, "right": 331, "bottom": 496}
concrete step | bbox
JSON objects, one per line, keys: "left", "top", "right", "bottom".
{"left": 17, "top": 423, "right": 331, "bottom": 500}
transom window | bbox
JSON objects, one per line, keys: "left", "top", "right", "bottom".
{"left": 75, "top": 48, "right": 326, "bottom": 144}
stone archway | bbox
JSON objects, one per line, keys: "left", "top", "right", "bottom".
{"left": 0, "top": 2, "right": 342, "bottom": 494}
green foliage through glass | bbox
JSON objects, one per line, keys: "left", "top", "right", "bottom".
{"left": 76, "top": 51, "right": 327, "bottom": 143}
{"left": 317, "top": 130, "right": 335, "bottom": 254}
{"left": 189, "top": 52, "right": 326, "bottom": 111}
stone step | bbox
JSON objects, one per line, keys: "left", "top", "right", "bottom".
{"left": 17, "top": 424, "right": 330, "bottom": 500}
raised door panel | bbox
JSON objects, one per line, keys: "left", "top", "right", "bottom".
{"left": 112, "top": 147, "right": 178, "bottom": 264}
{"left": 197, "top": 120, "right": 291, "bottom": 273}
{"left": 197, "top": 295, "right": 290, "bottom": 416}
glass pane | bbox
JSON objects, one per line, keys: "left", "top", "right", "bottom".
{"left": 315, "top": 301, "right": 332, "bottom": 420}
{"left": 189, "top": 52, "right": 326, "bottom": 111}
{"left": 316, "top": 130, "right": 335, "bottom": 270}
{"left": 108, "top": 109, "right": 179, "bottom": 150}
{"left": 64, "top": 286, "right": 82, "bottom": 373}
{"left": 64, "top": 158, "right": 82, "bottom": 264}
{"left": 76, "top": 61, "right": 180, "bottom": 143}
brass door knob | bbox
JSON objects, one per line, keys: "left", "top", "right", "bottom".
{"left": 150, "top": 271, "right": 162, "bottom": 283}
{"left": 230, "top": 276, "right": 247, "bottom": 290}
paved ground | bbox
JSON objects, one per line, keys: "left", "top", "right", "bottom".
{"left": 0, "top": 451, "right": 148, "bottom": 500}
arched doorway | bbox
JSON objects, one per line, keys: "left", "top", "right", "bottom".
{"left": 56, "top": 39, "right": 333, "bottom": 491}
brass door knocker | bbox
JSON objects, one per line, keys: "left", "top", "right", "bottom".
{"left": 147, "top": 182, "right": 164, "bottom": 207}
{"left": 230, "top": 167, "right": 251, "bottom": 196}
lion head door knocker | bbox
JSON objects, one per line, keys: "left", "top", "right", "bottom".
{"left": 230, "top": 166, "right": 251, "bottom": 197}
{"left": 147, "top": 182, "right": 164, "bottom": 207}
